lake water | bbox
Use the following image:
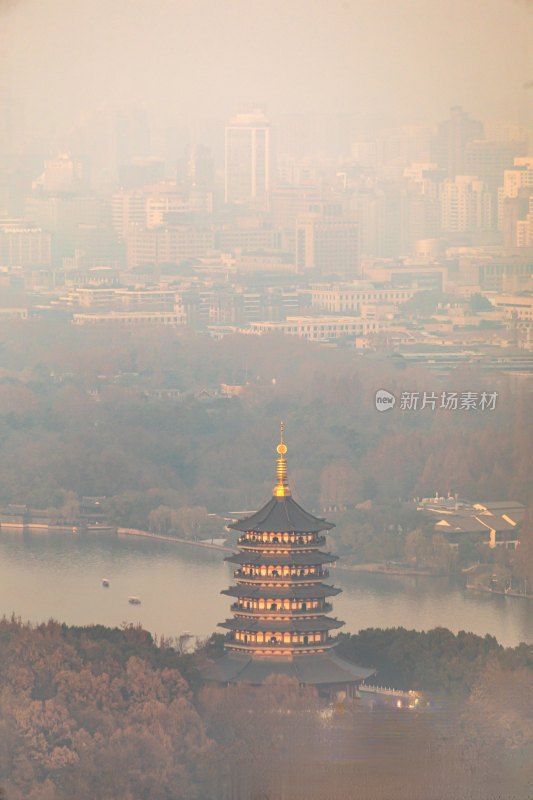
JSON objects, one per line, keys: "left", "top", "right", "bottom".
{"left": 0, "top": 529, "right": 531, "bottom": 647}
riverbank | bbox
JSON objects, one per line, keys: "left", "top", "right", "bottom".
{"left": 117, "top": 527, "right": 234, "bottom": 552}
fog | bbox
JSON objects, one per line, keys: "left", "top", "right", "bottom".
{"left": 0, "top": 3, "right": 532, "bottom": 798}
{"left": 2, "top": 0, "right": 532, "bottom": 135}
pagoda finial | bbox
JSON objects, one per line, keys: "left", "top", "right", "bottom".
{"left": 274, "top": 420, "right": 291, "bottom": 497}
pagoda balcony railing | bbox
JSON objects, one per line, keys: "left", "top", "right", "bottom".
{"left": 230, "top": 602, "right": 333, "bottom": 615}
{"left": 238, "top": 536, "right": 327, "bottom": 550}
{"left": 233, "top": 569, "right": 329, "bottom": 582}
{"left": 225, "top": 636, "right": 338, "bottom": 651}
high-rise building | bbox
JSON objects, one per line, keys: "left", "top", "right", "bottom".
{"left": 125, "top": 224, "right": 214, "bottom": 268}
{"left": 203, "top": 425, "right": 373, "bottom": 695}
{"left": 25, "top": 194, "right": 110, "bottom": 266}
{"left": 465, "top": 139, "right": 527, "bottom": 228}
{"left": 296, "top": 215, "right": 359, "bottom": 277}
{"left": 111, "top": 190, "right": 147, "bottom": 239}
{"left": 434, "top": 107, "right": 484, "bottom": 179}
{"left": 440, "top": 175, "right": 492, "bottom": 233}
{"left": 112, "top": 182, "right": 213, "bottom": 239}
{"left": 516, "top": 196, "right": 533, "bottom": 248}
{"left": 499, "top": 157, "right": 533, "bottom": 247}
{"left": 465, "top": 139, "right": 527, "bottom": 196}
{"left": 32, "top": 153, "right": 85, "bottom": 195}
{"left": 0, "top": 220, "right": 52, "bottom": 267}
{"left": 502, "top": 157, "right": 533, "bottom": 199}
{"left": 270, "top": 183, "right": 323, "bottom": 228}
{"left": 224, "top": 110, "right": 270, "bottom": 206}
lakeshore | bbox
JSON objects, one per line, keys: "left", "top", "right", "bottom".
{"left": 115, "top": 530, "right": 533, "bottom": 591}
{"left": 466, "top": 584, "right": 533, "bottom": 600}
{"left": 0, "top": 522, "right": 115, "bottom": 534}
{"left": 4, "top": 525, "right": 529, "bottom": 597}
{"left": 335, "top": 562, "right": 438, "bottom": 577}
{"left": 0, "top": 527, "right": 531, "bottom": 646}
{"left": 117, "top": 527, "right": 234, "bottom": 552}
{"left": 118, "top": 530, "right": 438, "bottom": 575}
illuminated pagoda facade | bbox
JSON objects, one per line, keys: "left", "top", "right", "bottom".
{"left": 204, "top": 424, "right": 374, "bottom": 696}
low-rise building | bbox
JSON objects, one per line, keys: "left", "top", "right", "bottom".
{"left": 362, "top": 260, "right": 447, "bottom": 291}
{"left": 491, "top": 293, "right": 533, "bottom": 321}
{"left": 417, "top": 496, "right": 524, "bottom": 549}
{"left": 248, "top": 315, "right": 358, "bottom": 342}
{"left": 73, "top": 308, "right": 186, "bottom": 326}
{"left": 309, "top": 282, "right": 413, "bottom": 313}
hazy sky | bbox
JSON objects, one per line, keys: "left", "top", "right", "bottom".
{"left": 2, "top": 0, "right": 532, "bottom": 131}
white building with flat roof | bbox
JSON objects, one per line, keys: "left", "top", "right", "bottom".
{"left": 247, "top": 315, "right": 358, "bottom": 342}
{"left": 309, "top": 282, "right": 413, "bottom": 313}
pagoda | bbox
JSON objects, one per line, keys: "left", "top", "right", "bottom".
{"left": 204, "top": 423, "right": 374, "bottom": 697}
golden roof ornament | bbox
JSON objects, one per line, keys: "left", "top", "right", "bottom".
{"left": 274, "top": 421, "right": 291, "bottom": 497}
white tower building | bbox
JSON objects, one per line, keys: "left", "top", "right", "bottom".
{"left": 224, "top": 110, "right": 270, "bottom": 206}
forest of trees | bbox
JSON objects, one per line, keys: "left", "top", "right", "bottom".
{"left": 0, "top": 318, "right": 530, "bottom": 516}
{"left": 336, "top": 627, "right": 533, "bottom": 694}
{"left": 0, "top": 318, "right": 530, "bottom": 576}
{"left": 0, "top": 618, "right": 531, "bottom": 800}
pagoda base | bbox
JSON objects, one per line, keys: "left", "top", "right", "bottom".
{"left": 202, "top": 648, "right": 374, "bottom": 693}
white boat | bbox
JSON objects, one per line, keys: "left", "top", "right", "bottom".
{"left": 128, "top": 596, "right": 141, "bottom": 605}
{"left": 102, "top": 578, "right": 110, "bottom": 587}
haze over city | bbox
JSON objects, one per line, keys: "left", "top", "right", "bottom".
{"left": 2, "top": 0, "right": 533, "bottom": 132}
{"left": 0, "top": 2, "right": 532, "bottom": 799}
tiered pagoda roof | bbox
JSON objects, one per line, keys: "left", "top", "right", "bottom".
{"left": 220, "top": 617, "right": 343, "bottom": 633}
{"left": 226, "top": 551, "right": 335, "bottom": 566}
{"left": 221, "top": 584, "right": 341, "bottom": 599}
{"left": 203, "top": 423, "right": 374, "bottom": 691}
{"left": 206, "top": 650, "right": 374, "bottom": 686}
{"left": 228, "top": 495, "right": 335, "bottom": 533}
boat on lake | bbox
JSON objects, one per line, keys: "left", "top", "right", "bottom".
{"left": 101, "top": 578, "right": 110, "bottom": 587}
{"left": 128, "top": 596, "right": 141, "bottom": 605}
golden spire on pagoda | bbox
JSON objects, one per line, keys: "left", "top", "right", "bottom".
{"left": 273, "top": 421, "right": 291, "bottom": 497}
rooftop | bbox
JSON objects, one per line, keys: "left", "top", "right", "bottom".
{"left": 229, "top": 497, "right": 335, "bottom": 533}
{"left": 203, "top": 649, "right": 374, "bottom": 686}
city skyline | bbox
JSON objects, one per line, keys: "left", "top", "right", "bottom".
{"left": 0, "top": 4, "right": 531, "bottom": 799}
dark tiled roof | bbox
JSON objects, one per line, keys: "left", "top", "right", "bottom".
{"left": 229, "top": 495, "right": 335, "bottom": 533}
{"left": 221, "top": 584, "right": 342, "bottom": 599}
{"left": 225, "top": 551, "right": 337, "bottom": 567}
{"left": 219, "top": 617, "right": 344, "bottom": 633}
{"left": 202, "top": 650, "right": 374, "bottom": 686}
